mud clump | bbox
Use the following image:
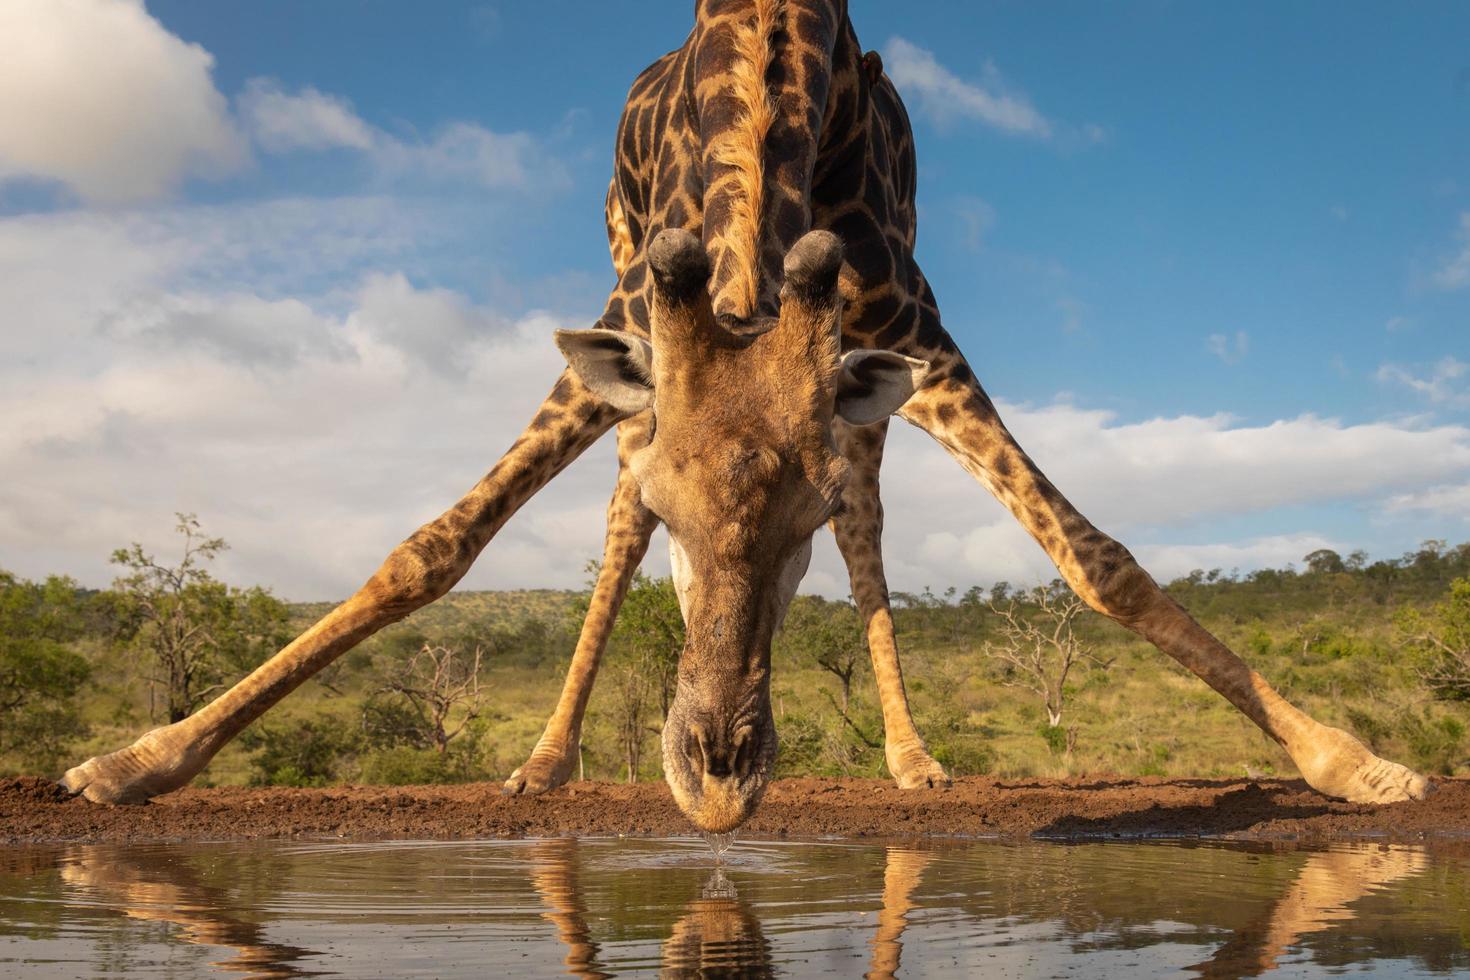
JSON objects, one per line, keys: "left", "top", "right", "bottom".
{"left": 1, "top": 776, "right": 1464, "bottom": 845}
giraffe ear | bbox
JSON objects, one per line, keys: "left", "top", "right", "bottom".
{"left": 835, "top": 350, "right": 928, "bottom": 426}
{"left": 555, "top": 329, "right": 655, "bottom": 413}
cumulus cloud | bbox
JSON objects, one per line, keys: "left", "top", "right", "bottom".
{"left": 238, "top": 78, "right": 567, "bottom": 191}
{"left": 0, "top": 197, "right": 621, "bottom": 598}
{"left": 1431, "top": 212, "right": 1470, "bottom": 290}
{"left": 883, "top": 37, "right": 1051, "bottom": 137}
{"left": 238, "top": 80, "right": 375, "bottom": 153}
{"left": 0, "top": 0, "right": 246, "bottom": 202}
{"left": 882, "top": 37, "right": 1103, "bottom": 145}
{"left": 1377, "top": 357, "right": 1469, "bottom": 407}
{"left": 0, "top": 1, "right": 563, "bottom": 204}
{"left": 1387, "top": 483, "right": 1470, "bottom": 523}
{"left": 858, "top": 400, "right": 1470, "bottom": 592}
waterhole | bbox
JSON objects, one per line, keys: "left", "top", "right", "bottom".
{"left": 1, "top": 838, "right": 1466, "bottom": 977}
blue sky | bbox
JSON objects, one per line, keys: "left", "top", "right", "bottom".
{"left": 1, "top": 0, "right": 1466, "bottom": 599}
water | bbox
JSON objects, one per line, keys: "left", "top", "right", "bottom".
{"left": 1, "top": 837, "right": 1467, "bottom": 978}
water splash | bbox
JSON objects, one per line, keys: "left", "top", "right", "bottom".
{"left": 700, "top": 830, "right": 736, "bottom": 862}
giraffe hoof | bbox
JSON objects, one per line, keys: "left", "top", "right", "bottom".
{"left": 59, "top": 728, "right": 199, "bottom": 805}
{"left": 1294, "top": 727, "right": 1433, "bottom": 804}
{"left": 887, "top": 744, "right": 952, "bottom": 790}
{"left": 1338, "top": 757, "right": 1434, "bottom": 804}
{"left": 501, "top": 744, "right": 578, "bottom": 796}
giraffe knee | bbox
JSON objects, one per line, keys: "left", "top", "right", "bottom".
{"left": 368, "top": 532, "right": 463, "bottom": 614}
{"left": 1077, "top": 548, "right": 1160, "bottom": 627}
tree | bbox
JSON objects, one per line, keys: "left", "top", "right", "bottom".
{"left": 613, "top": 571, "right": 685, "bottom": 717}
{"left": 371, "top": 643, "right": 486, "bottom": 754}
{"left": 982, "top": 582, "right": 1111, "bottom": 729}
{"left": 1398, "top": 577, "right": 1470, "bottom": 702}
{"left": 1303, "top": 549, "right": 1346, "bottom": 575}
{"left": 111, "top": 514, "right": 291, "bottom": 723}
{"left": 781, "top": 597, "right": 866, "bottom": 714}
{"left": 0, "top": 570, "right": 93, "bottom": 772}
{"left": 779, "top": 596, "right": 882, "bottom": 759}
{"left": 608, "top": 657, "right": 655, "bottom": 782}
{"left": 599, "top": 572, "right": 686, "bottom": 782}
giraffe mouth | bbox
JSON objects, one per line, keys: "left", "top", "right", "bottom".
{"left": 662, "top": 684, "right": 778, "bottom": 833}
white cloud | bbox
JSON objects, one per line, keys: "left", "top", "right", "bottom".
{"left": 350, "top": 271, "right": 515, "bottom": 376}
{"left": 0, "top": 0, "right": 562, "bottom": 205}
{"left": 1205, "top": 330, "right": 1249, "bottom": 365}
{"left": 1431, "top": 212, "right": 1470, "bottom": 290}
{"left": 238, "top": 80, "right": 374, "bottom": 153}
{"left": 882, "top": 37, "right": 1051, "bottom": 137}
{"left": 1387, "top": 483, "right": 1470, "bottom": 523}
{"left": 1133, "top": 534, "right": 1342, "bottom": 581}
{"left": 0, "top": 197, "right": 434, "bottom": 372}
{"left": 239, "top": 78, "right": 566, "bottom": 191}
{"left": 0, "top": 198, "right": 617, "bottom": 598}
{"left": 0, "top": 0, "right": 246, "bottom": 203}
{"left": 882, "top": 37, "right": 1103, "bottom": 145}
{"left": 1377, "top": 356, "right": 1469, "bottom": 407}
{"left": 850, "top": 400, "right": 1470, "bottom": 593}
{"left": 375, "top": 122, "right": 564, "bottom": 191}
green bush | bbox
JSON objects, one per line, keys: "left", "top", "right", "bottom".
{"left": 928, "top": 736, "right": 995, "bottom": 777}
{"left": 773, "top": 711, "right": 826, "bottom": 778}
{"left": 1038, "top": 724, "right": 1069, "bottom": 755}
{"left": 359, "top": 746, "right": 468, "bottom": 785}
{"left": 0, "top": 570, "right": 95, "bottom": 774}
{"left": 241, "top": 717, "right": 358, "bottom": 787}
{"left": 1397, "top": 710, "right": 1465, "bottom": 775}
{"left": 1346, "top": 706, "right": 1394, "bottom": 752}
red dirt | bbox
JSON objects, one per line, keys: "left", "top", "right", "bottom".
{"left": 2, "top": 775, "right": 1466, "bottom": 845}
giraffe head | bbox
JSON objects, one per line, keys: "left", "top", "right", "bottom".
{"left": 556, "top": 228, "right": 927, "bottom": 831}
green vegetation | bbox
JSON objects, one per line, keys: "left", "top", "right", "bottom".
{"left": 4, "top": 528, "right": 1469, "bottom": 788}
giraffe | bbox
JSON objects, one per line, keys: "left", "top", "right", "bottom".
{"left": 62, "top": 0, "right": 1430, "bottom": 831}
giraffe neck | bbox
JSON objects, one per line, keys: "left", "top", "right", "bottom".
{"left": 691, "top": 0, "right": 843, "bottom": 319}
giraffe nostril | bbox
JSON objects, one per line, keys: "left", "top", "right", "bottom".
{"left": 685, "top": 728, "right": 705, "bottom": 773}
{"left": 733, "top": 728, "right": 755, "bottom": 777}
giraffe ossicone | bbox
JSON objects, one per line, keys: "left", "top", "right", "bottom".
{"left": 64, "top": 0, "right": 1429, "bottom": 825}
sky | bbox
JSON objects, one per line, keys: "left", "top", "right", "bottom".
{"left": 1, "top": 0, "right": 1467, "bottom": 602}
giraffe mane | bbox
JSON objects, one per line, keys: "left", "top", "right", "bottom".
{"left": 709, "top": 0, "right": 784, "bottom": 317}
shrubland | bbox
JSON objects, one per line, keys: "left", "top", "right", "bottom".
{"left": 4, "top": 522, "right": 1468, "bottom": 788}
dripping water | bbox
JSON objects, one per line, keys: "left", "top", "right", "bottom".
{"left": 700, "top": 830, "right": 735, "bottom": 862}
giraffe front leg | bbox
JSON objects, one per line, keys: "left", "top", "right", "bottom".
{"left": 62, "top": 371, "right": 621, "bottom": 804}
{"left": 831, "top": 418, "right": 950, "bottom": 790}
{"left": 899, "top": 355, "right": 1430, "bottom": 805}
{"left": 504, "top": 418, "right": 659, "bottom": 795}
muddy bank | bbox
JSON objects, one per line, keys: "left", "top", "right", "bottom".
{"left": 2, "top": 775, "right": 1465, "bottom": 845}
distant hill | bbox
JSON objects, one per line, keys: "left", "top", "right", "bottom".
{"left": 289, "top": 589, "right": 588, "bottom": 636}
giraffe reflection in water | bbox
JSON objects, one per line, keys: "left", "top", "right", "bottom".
{"left": 525, "top": 839, "right": 925, "bottom": 977}
{"left": 55, "top": 845, "right": 317, "bottom": 978}
{"left": 527, "top": 838, "right": 774, "bottom": 978}
{"left": 1190, "top": 846, "right": 1429, "bottom": 978}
